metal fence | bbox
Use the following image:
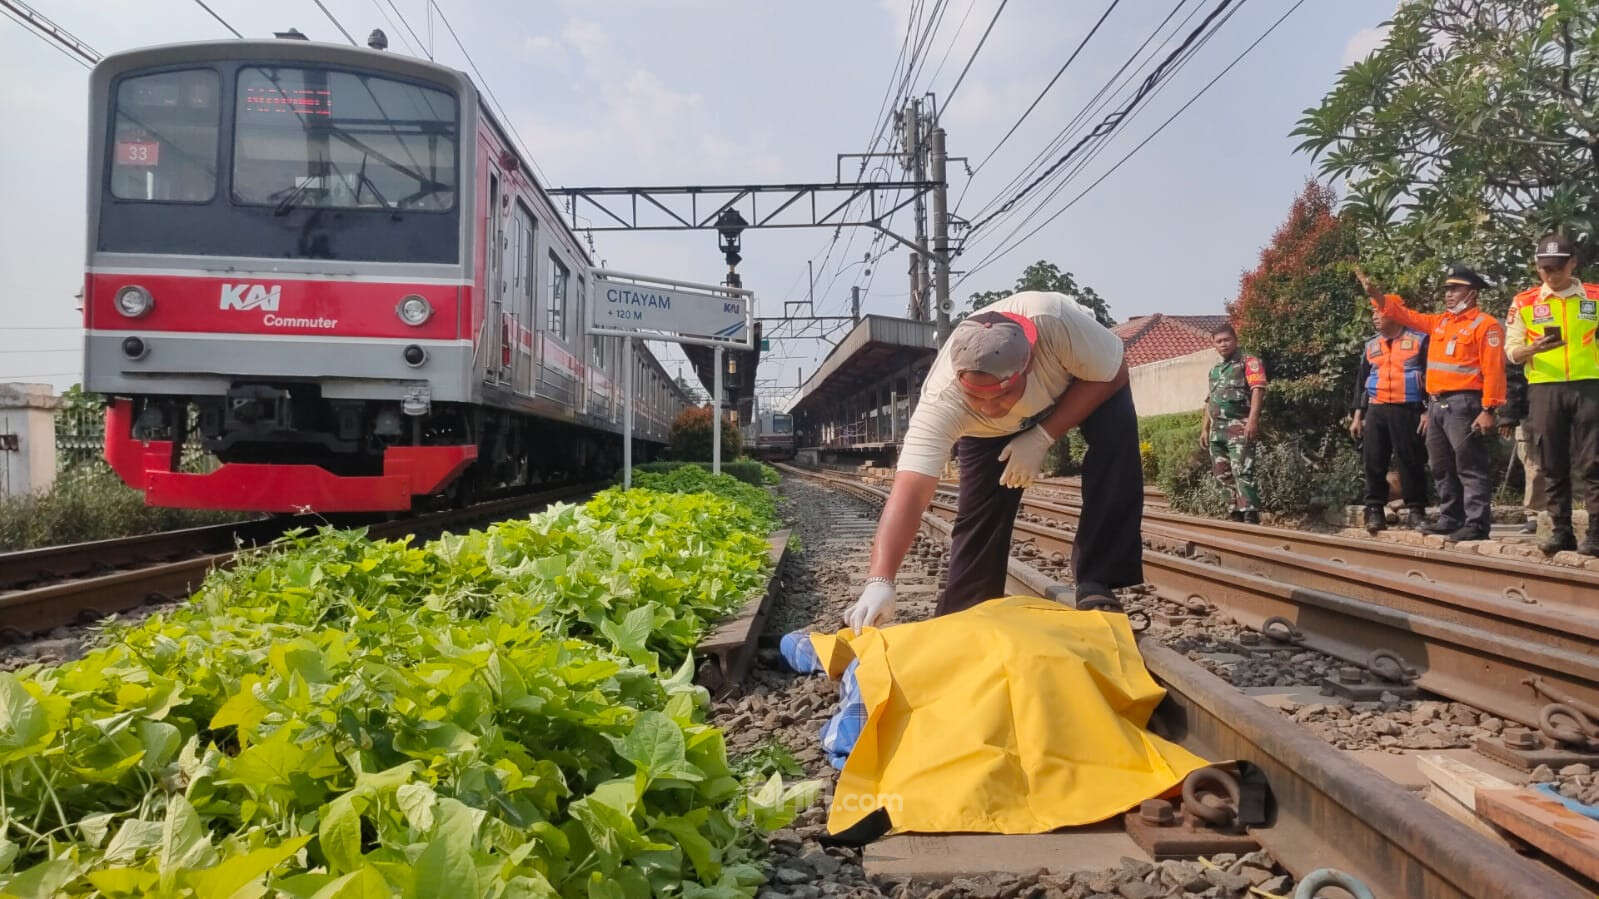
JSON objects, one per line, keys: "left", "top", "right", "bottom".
{"left": 54, "top": 403, "right": 214, "bottom": 484}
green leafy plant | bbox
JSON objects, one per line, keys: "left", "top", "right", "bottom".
{"left": 0, "top": 485, "right": 812, "bottom": 897}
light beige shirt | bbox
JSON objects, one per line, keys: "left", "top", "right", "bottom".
{"left": 896, "top": 291, "right": 1125, "bottom": 477}
{"left": 1506, "top": 280, "right": 1587, "bottom": 364}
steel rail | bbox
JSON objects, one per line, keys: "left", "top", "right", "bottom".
{"left": 1021, "top": 488, "right": 1599, "bottom": 614}
{"left": 779, "top": 464, "right": 1589, "bottom": 898}
{"left": 0, "top": 483, "right": 600, "bottom": 638}
{"left": 0, "top": 517, "right": 286, "bottom": 591}
{"left": 799, "top": 465, "right": 1598, "bottom": 727}
{"left": 982, "top": 494, "right": 1599, "bottom": 652}
{"left": 930, "top": 495, "right": 1599, "bottom": 727}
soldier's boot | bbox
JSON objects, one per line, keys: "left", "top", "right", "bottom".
{"left": 1228, "top": 510, "right": 1245, "bottom": 522}
{"left": 1402, "top": 508, "right": 1427, "bottom": 530}
{"left": 1242, "top": 510, "right": 1261, "bottom": 525}
{"left": 1363, "top": 506, "right": 1386, "bottom": 534}
{"left": 1421, "top": 518, "right": 1458, "bottom": 536}
{"left": 1540, "top": 528, "right": 1577, "bottom": 555}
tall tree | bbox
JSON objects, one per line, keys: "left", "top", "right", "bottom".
{"left": 1293, "top": 1, "right": 1599, "bottom": 312}
{"left": 966, "top": 260, "right": 1115, "bottom": 327}
{"left": 1228, "top": 181, "right": 1363, "bottom": 438}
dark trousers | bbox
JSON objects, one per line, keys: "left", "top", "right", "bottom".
{"left": 1529, "top": 380, "right": 1599, "bottom": 531}
{"left": 1361, "top": 403, "right": 1427, "bottom": 511}
{"left": 1425, "top": 391, "right": 1493, "bottom": 533}
{"left": 938, "top": 384, "right": 1144, "bottom": 616}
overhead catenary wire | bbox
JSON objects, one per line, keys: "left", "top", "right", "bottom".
{"left": 311, "top": 0, "right": 359, "bottom": 45}
{"left": 384, "top": 0, "right": 431, "bottom": 58}
{"left": 370, "top": 0, "right": 417, "bottom": 52}
{"left": 190, "top": 0, "right": 243, "bottom": 38}
{"left": 957, "top": 1, "right": 1244, "bottom": 272}
{"left": 965, "top": 0, "right": 1237, "bottom": 237}
{"left": 956, "top": 0, "right": 1194, "bottom": 219}
{"left": 428, "top": 0, "right": 552, "bottom": 187}
{"left": 969, "top": 0, "right": 1121, "bottom": 176}
{"left": 955, "top": 0, "right": 1307, "bottom": 287}
{"left": 940, "top": 0, "right": 1009, "bottom": 115}
{"left": 959, "top": 0, "right": 1218, "bottom": 241}
{"left": 0, "top": 0, "right": 99, "bottom": 66}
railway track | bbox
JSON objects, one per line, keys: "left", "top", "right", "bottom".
{"left": 776, "top": 463, "right": 1592, "bottom": 898}
{"left": 0, "top": 483, "right": 601, "bottom": 639}
{"left": 972, "top": 486, "right": 1599, "bottom": 728}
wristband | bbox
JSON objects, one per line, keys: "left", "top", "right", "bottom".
{"left": 863, "top": 575, "right": 893, "bottom": 588}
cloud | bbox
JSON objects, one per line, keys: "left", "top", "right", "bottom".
{"left": 1342, "top": 25, "right": 1390, "bottom": 65}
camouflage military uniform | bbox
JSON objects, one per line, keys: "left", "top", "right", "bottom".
{"left": 1207, "top": 352, "right": 1267, "bottom": 513}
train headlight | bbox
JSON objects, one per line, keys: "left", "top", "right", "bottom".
{"left": 396, "top": 294, "right": 432, "bottom": 326}
{"left": 114, "top": 285, "right": 154, "bottom": 318}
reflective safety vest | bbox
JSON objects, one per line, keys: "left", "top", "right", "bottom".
{"left": 1511, "top": 282, "right": 1599, "bottom": 384}
{"left": 1377, "top": 295, "right": 1506, "bottom": 408}
{"left": 1363, "top": 329, "right": 1427, "bottom": 405}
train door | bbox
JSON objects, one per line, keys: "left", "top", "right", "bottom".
{"left": 485, "top": 173, "right": 509, "bottom": 385}
{"left": 509, "top": 201, "right": 538, "bottom": 395}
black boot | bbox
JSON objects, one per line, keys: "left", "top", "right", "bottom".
{"left": 1242, "top": 510, "right": 1261, "bottom": 525}
{"left": 1579, "top": 538, "right": 1599, "bottom": 558}
{"left": 1228, "top": 510, "right": 1245, "bottom": 522}
{"left": 1421, "top": 519, "right": 1458, "bottom": 536}
{"left": 1403, "top": 508, "right": 1427, "bottom": 530}
{"left": 1541, "top": 529, "right": 1577, "bottom": 555}
{"left": 1445, "top": 525, "right": 1489, "bottom": 543}
{"left": 1363, "top": 507, "right": 1385, "bottom": 534}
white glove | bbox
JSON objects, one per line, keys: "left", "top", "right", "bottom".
{"left": 998, "top": 425, "right": 1054, "bottom": 489}
{"left": 845, "top": 579, "right": 896, "bottom": 634}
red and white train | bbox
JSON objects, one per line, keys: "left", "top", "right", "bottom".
{"left": 84, "top": 36, "right": 692, "bottom": 512}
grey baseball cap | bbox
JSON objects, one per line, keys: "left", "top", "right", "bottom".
{"left": 948, "top": 311, "right": 1036, "bottom": 380}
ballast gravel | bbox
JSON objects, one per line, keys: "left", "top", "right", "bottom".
{"left": 724, "top": 476, "right": 1301, "bottom": 899}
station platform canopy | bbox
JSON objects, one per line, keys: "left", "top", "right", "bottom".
{"left": 790, "top": 315, "right": 938, "bottom": 454}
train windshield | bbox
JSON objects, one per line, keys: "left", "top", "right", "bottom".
{"left": 110, "top": 69, "right": 221, "bottom": 202}
{"left": 232, "top": 67, "right": 457, "bottom": 211}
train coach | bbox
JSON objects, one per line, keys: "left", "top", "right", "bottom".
{"left": 84, "top": 35, "right": 692, "bottom": 513}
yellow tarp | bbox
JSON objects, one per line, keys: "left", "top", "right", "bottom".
{"left": 811, "top": 596, "right": 1210, "bottom": 835}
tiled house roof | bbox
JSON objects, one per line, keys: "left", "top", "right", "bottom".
{"left": 1113, "top": 314, "right": 1231, "bottom": 367}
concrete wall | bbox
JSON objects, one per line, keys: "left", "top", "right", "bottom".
{"left": 1128, "top": 349, "right": 1214, "bottom": 417}
{"left": 0, "top": 383, "right": 61, "bottom": 497}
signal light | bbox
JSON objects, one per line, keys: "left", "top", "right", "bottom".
{"left": 403, "top": 345, "right": 427, "bottom": 367}
{"left": 121, "top": 336, "right": 148, "bottom": 359}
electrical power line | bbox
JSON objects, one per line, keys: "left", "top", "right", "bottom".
{"left": 0, "top": 0, "right": 99, "bottom": 66}
{"left": 965, "top": 0, "right": 1236, "bottom": 236}
{"left": 969, "top": 0, "right": 1121, "bottom": 175}
{"left": 923, "top": 0, "right": 979, "bottom": 94}
{"left": 190, "top": 0, "right": 243, "bottom": 38}
{"left": 311, "top": 0, "right": 359, "bottom": 45}
{"left": 956, "top": 0, "right": 1306, "bottom": 286}
{"left": 956, "top": 0, "right": 1194, "bottom": 219}
{"left": 941, "top": 0, "right": 1008, "bottom": 114}
{"left": 957, "top": 1, "right": 1242, "bottom": 272}
{"left": 428, "top": 0, "right": 552, "bottom": 187}
{"left": 959, "top": 0, "right": 1217, "bottom": 241}
{"left": 384, "top": 0, "right": 430, "bottom": 58}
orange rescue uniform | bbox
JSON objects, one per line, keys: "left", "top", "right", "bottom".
{"left": 1375, "top": 294, "right": 1506, "bottom": 408}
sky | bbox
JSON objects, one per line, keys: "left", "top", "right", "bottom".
{"left": 0, "top": 0, "right": 1395, "bottom": 409}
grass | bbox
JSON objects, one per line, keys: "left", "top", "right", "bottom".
{"left": 0, "top": 464, "right": 239, "bottom": 552}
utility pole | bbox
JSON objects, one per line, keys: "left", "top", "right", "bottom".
{"left": 851, "top": 286, "right": 861, "bottom": 323}
{"left": 930, "top": 126, "right": 952, "bottom": 343}
{"left": 901, "top": 99, "right": 932, "bottom": 321}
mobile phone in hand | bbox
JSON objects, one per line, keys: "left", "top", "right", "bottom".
{"left": 1547, "top": 325, "right": 1563, "bottom": 342}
